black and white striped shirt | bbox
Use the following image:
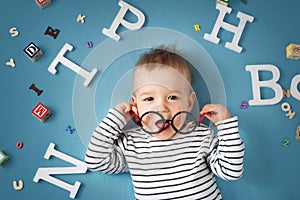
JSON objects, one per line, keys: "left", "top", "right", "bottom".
{"left": 85, "top": 108, "right": 244, "bottom": 200}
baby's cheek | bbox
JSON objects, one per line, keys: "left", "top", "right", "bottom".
{"left": 177, "top": 101, "right": 190, "bottom": 111}
{"left": 141, "top": 116, "right": 150, "bottom": 126}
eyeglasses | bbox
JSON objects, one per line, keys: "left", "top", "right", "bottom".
{"left": 130, "top": 111, "right": 208, "bottom": 134}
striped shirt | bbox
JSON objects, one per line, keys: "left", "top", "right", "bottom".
{"left": 85, "top": 108, "right": 244, "bottom": 200}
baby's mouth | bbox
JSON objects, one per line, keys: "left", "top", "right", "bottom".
{"left": 155, "top": 120, "right": 171, "bottom": 133}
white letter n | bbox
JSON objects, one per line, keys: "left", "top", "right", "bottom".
{"left": 33, "top": 143, "right": 87, "bottom": 199}
{"left": 204, "top": 4, "right": 254, "bottom": 53}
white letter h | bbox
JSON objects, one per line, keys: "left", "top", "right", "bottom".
{"left": 204, "top": 4, "right": 254, "bottom": 53}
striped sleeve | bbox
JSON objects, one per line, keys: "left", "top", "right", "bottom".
{"left": 85, "top": 108, "right": 129, "bottom": 174}
{"left": 207, "top": 116, "right": 244, "bottom": 180}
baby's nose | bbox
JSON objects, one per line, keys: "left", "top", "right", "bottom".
{"left": 151, "top": 104, "right": 169, "bottom": 113}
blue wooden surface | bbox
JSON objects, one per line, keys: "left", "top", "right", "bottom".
{"left": 1, "top": 0, "right": 299, "bottom": 199}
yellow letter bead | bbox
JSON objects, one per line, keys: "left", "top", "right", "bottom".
{"left": 282, "top": 89, "right": 291, "bottom": 98}
{"left": 13, "top": 180, "right": 24, "bottom": 190}
{"left": 286, "top": 43, "right": 300, "bottom": 60}
{"left": 6, "top": 58, "right": 16, "bottom": 68}
{"left": 77, "top": 14, "right": 86, "bottom": 23}
{"left": 194, "top": 24, "right": 201, "bottom": 31}
{"left": 9, "top": 27, "right": 19, "bottom": 37}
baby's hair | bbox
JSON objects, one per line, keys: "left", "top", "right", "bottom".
{"left": 134, "top": 45, "right": 192, "bottom": 83}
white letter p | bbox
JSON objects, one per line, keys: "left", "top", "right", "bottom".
{"left": 102, "top": 0, "right": 145, "bottom": 41}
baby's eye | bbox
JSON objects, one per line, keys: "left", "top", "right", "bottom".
{"left": 168, "top": 95, "right": 178, "bottom": 101}
{"left": 144, "top": 97, "right": 154, "bottom": 102}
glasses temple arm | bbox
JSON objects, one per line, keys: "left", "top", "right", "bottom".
{"left": 199, "top": 112, "right": 209, "bottom": 123}
{"left": 129, "top": 110, "right": 140, "bottom": 124}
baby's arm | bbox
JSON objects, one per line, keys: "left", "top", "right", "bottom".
{"left": 85, "top": 107, "right": 129, "bottom": 174}
{"left": 202, "top": 104, "right": 244, "bottom": 180}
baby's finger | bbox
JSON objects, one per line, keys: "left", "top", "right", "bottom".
{"left": 131, "top": 104, "right": 138, "bottom": 115}
{"left": 200, "top": 104, "right": 215, "bottom": 114}
{"left": 125, "top": 103, "right": 132, "bottom": 113}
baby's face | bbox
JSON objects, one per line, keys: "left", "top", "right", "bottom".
{"left": 132, "top": 67, "right": 195, "bottom": 140}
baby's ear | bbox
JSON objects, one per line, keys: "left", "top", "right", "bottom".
{"left": 131, "top": 95, "right": 137, "bottom": 104}
{"left": 131, "top": 95, "right": 139, "bottom": 115}
{"left": 188, "top": 92, "right": 196, "bottom": 111}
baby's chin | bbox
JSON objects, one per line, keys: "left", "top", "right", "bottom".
{"left": 150, "top": 130, "right": 177, "bottom": 140}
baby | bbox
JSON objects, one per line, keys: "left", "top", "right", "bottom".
{"left": 85, "top": 46, "right": 244, "bottom": 200}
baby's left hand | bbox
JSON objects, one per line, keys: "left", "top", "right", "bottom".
{"left": 200, "top": 104, "right": 231, "bottom": 124}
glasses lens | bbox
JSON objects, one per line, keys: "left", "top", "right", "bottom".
{"left": 140, "top": 112, "right": 165, "bottom": 134}
{"left": 172, "top": 112, "right": 197, "bottom": 134}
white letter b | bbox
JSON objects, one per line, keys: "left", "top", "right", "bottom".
{"left": 246, "top": 64, "right": 283, "bottom": 106}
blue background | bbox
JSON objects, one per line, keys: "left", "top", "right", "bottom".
{"left": 1, "top": 0, "right": 299, "bottom": 200}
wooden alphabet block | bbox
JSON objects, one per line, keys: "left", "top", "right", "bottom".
{"left": 296, "top": 126, "right": 300, "bottom": 140}
{"left": 32, "top": 102, "right": 51, "bottom": 122}
{"left": 286, "top": 43, "right": 300, "bottom": 60}
{"left": 35, "top": 0, "right": 51, "bottom": 9}
{"left": 23, "top": 42, "right": 43, "bottom": 62}
{"left": 0, "top": 150, "right": 9, "bottom": 166}
{"left": 216, "top": 0, "right": 229, "bottom": 6}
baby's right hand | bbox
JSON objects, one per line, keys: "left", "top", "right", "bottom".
{"left": 115, "top": 103, "right": 136, "bottom": 121}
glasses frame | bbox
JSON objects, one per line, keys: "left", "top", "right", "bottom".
{"left": 130, "top": 110, "right": 208, "bottom": 134}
